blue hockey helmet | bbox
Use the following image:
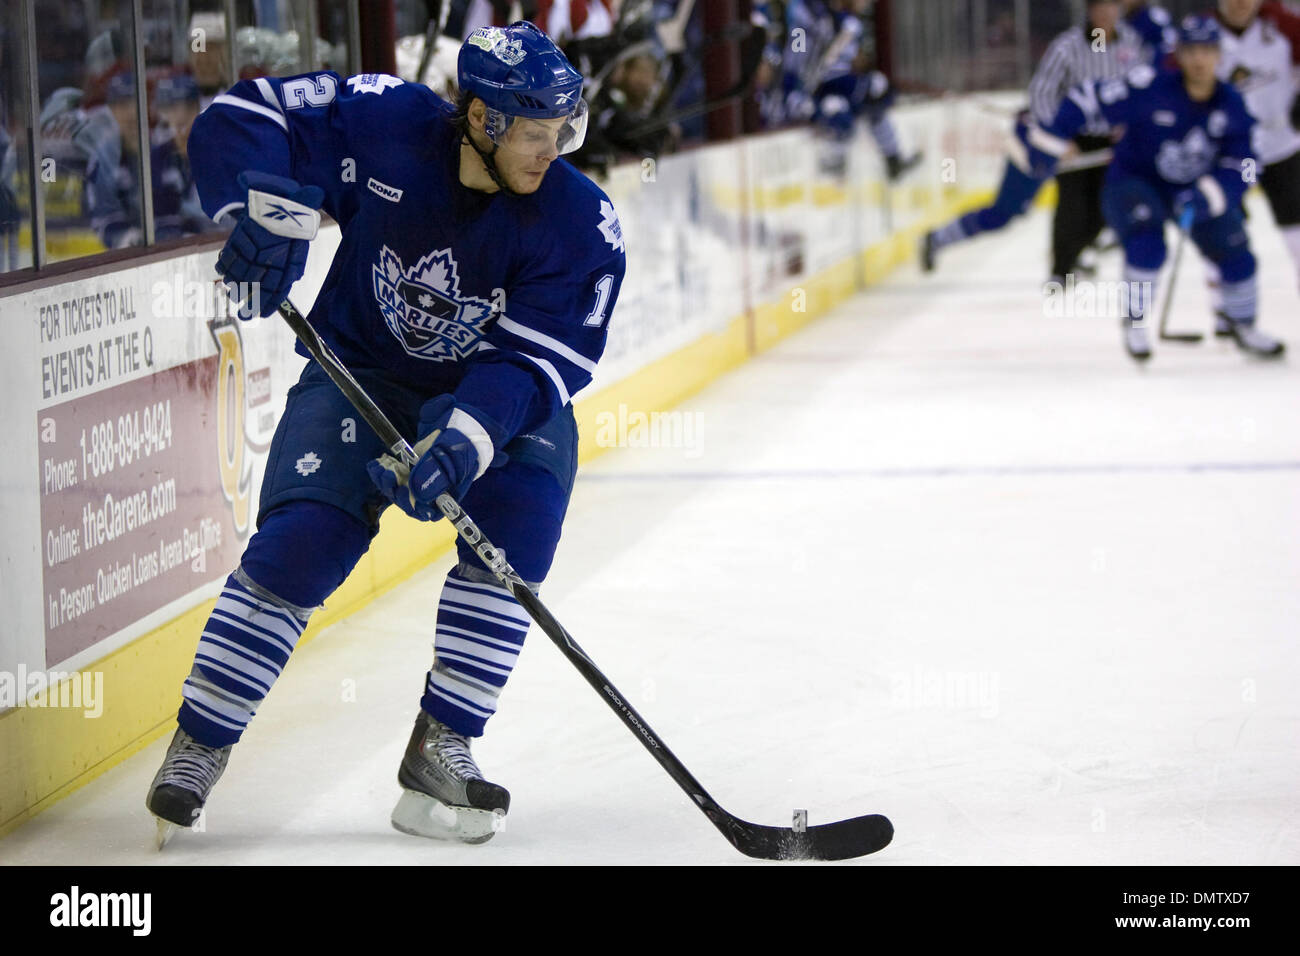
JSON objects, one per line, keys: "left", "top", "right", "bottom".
{"left": 457, "top": 21, "right": 588, "bottom": 155}
{"left": 1178, "top": 14, "right": 1221, "bottom": 47}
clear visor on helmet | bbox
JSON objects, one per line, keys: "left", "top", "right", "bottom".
{"left": 485, "top": 98, "right": 589, "bottom": 157}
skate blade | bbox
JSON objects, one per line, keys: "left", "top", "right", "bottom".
{"left": 154, "top": 817, "right": 177, "bottom": 850}
{"left": 390, "top": 789, "right": 504, "bottom": 845}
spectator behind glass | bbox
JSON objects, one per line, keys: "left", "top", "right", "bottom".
{"left": 189, "top": 11, "right": 231, "bottom": 108}
{"left": 571, "top": 50, "right": 677, "bottom": 173}
{"left": 85, "top": 70, "right": 145, "bottom": 249}
{"left": 0, "top": 123, "right": 19, "bottom": 270}
{"left": 152, "top": 71, "right": 224, "bottom": 240}
{"left": 37, "top": 27, "right": 140, "bottom": 259}
{"left": 234, "top": 26, "right": 343, "bottom": 79}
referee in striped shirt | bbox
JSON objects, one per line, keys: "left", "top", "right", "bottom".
{"left": 1031, "top": 0, "right": 1144, "bottom": 281}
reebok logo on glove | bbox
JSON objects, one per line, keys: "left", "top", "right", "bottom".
{"left": 264, "top": 203, "right": 310, "bottom": 224}
{"left": 248, "top": 188, "right": 321, "bottom": 240}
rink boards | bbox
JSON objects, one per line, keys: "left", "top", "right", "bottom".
{"left": 0, "top": 95, "right": 1014, "bottom": 834}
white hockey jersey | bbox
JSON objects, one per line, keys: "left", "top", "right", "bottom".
{"left": 1217, "top": 3, "right": 1300, "bottom": 165}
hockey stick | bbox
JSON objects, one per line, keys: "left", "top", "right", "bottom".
{"left": 1158, "top": 206, "right": 1204, "bottom": 343}
{"left": 415, "top": 7, "right": 441, "bottom": 89}
{"left": 1056, "top": 147, "right": 1112, "bottom": 174}
{"left": 276, "top": 299, "right": 894, "bottom": 861}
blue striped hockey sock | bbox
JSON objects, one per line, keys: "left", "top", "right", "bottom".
{"left": 422, "top": 565, "right": 532, "bottom": 737}
{"left": 178, "top": 569, "right": 311, "bottom": 747}
{"left": 1219, "top": 276, "right": 1257, "bottom": 324}
{"left": 1122, "top": 265, "right": 1160, "bottom": 322}
{"left": 932, "top": 218, "right": 971, "bottom": 248}
{"left": 870, "top": 116, "right": 901, "bottom": 158}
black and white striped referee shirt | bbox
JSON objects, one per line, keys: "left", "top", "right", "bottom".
{"left": 1028, "top": 21, "right": 1145, "bottom": 135}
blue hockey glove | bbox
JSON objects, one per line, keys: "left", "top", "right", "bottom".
{"left": 217, "top": 171, "right": 323, "bottom": 318}
{"left": 366, "top": 397, "right": 497, "bottom": 522}
{"left": 1173, "top": 187, "right": 1214, "bottom": 227}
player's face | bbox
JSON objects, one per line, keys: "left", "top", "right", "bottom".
{"left": 1177, "top": 43, "right": 1221, "bottom": 86}
{"left": 470, "top": 100, "right": 566, "bottom": 195}
{"left": 1088, "top": 1, "right": 1122, "bottom": 33}
{"left": 1219, "top": 0, "right": 1263, "bottom": 28}
{"left": 493, "top": 116, "right": 565, "bottom": 193}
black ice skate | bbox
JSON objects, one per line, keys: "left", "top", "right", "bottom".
{"left": 146, "top": 727, "right": 232, "bottom": 848}
{"left": 887, "top": 151, "right": 923, "bottom": 181}
{"left": 391, "top": 710, "right": 510, "bottom": 845}
{"left": 921, "top": 231, "right": 937, "bottom": 273}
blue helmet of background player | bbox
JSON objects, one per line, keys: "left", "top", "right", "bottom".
{"left": 1178, "top": 14, "right": 1221, "bottom": 47}
{"left": 457, "top": 21, "right": 588, "bottom": 156}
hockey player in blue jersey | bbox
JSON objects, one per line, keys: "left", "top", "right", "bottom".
{"left": 1040, "top": 15, "right": 1283, "bottom": 359}
{"left": 919, "top": 112, "right": 1057, "bottom": 273}
{"left": 810, "top": 1, "right": 920, "bottom": 180}
{"left": 146, "top": 21, "right": 627, "bottom": 845}
{"left": 921, "top": 0, "right": 1139, "bottom": 275}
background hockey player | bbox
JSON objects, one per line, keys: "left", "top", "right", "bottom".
{"left": 146, "top": 21, "right": 626, "bottom": 846}
{"left": 922, "top": 0, "right": 1142, "bottom": 277}
{"left": 1040, "top": 14, "right": 1284, "bottom": 360}
{"left": 810, "top": 0, "right": 920, "bottom": 181}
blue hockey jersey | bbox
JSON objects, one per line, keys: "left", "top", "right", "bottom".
{"left": 1046, "top": 66, "right": 1256, "bottom": 205}
{"left": 1126, "top": 3, "right": 1177, "bottom": 67}
{"left": 188, "top": 71, "right": 626, "bottom": 450}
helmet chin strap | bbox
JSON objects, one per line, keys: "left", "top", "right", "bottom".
{"left": 462, "top": 129, "right": 521, "bottom": 197}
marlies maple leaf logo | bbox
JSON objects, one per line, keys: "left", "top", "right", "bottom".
{"left": 372, "top": 246, "right": 493, "bottom": 363}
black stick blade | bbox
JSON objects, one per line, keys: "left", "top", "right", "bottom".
{"left": 718, "top": 812, "right": 894, "bottom": 861}
{"left": 1160, "top": 332, "right": 1204, "bottom": 342}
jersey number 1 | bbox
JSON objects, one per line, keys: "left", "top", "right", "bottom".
{"left": 584, "top": 274, "right": 615, "bottom": 327}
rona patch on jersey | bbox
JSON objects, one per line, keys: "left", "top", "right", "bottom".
{"left": 373, "top": 247, "right": 493, "bottom": 362}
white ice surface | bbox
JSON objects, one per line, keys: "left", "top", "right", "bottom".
{"left": 4, "top": 200, "right": 1298, "bottom": 865}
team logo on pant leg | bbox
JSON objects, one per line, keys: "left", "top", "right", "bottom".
{"left": 373, "top": 246, "right": 493, "bottom": 362}
{"left": 295, "top": 452, "right": 322, "bottom": 476}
